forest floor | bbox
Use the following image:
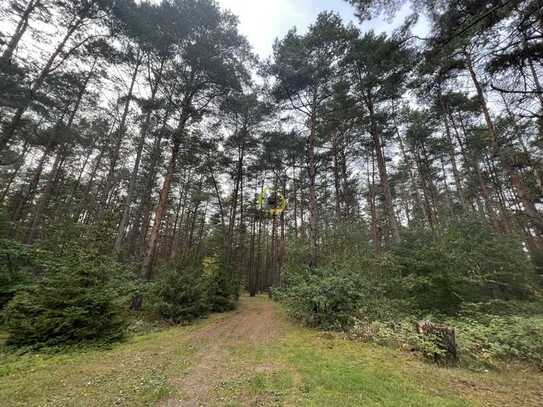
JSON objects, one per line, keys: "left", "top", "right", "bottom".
{"left": 0, "top": 296, "right": 542, "bottom": 406}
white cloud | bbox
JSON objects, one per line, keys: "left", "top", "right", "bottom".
{"left": 217, "top": 0, "right": 357, "bottom": 58}
{"left": 218, "top": 0, "right": 285, "bottom": 57}
{"left": 217, "top": 0, "right": 429, "bottom": 58}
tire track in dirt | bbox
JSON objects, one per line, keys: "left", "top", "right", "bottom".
{"left": 160, "top": 297, "right": 280, "bottom": 406}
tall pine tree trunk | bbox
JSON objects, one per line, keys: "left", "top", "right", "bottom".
{"left": 1, "top": 17, "right": 82, "bottom": 150}
{"left": 248, "top": 209, "right": 257, "bottom": 296}
{"left": 395, "top": 123, "right": 424, "bottom": 222}
{"left": 131, "top": 108, "right": 171, "bottom": 256}
{"left": 141, "top": 110, "right": 189, "bottom": 282}
{"left": 440, "top": 96, "right": 466, "bottom": 209}
{"left": 367, "top": 95, "right": 400, "bottom": 242}
{"left": 11, "top": 146, "right": 49, "bottom": 223}
{"left": 141, "top": 138, "right": 179, "bottom": 281}
{"left": 368, "top": 153, "right": 381, "bottom": 254}
{"left": 101, "top": 54, "right": 142, "bottom": 212}
{"left": 26, "top": 149, "right": 64, "bottom": 243}
{"left": 307, "top": 109, "right": 318, "bottom": 266}
{"left": 1, "top": 0, "right": 41, "bottom": 64}
{"left": 114, "top": 58, "right": 163, "bottom": 254}
{"left": 332, "top": 130, "right": 342, "bottom": 220}
{"left": 1, "top": 141, "right": 29, "bottom": 203}
{"left": 466, "top": 51, "right": 543, "bottom": 234}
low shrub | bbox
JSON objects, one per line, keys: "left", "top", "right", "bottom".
{"left": 205, "top": 256, "right": 238, "bottom": 313}
{"left": 151, "top": 267, "right": 209, "bottom": 323}
{"left": 0, "top": 239, "right": 35, "bottom": 309}
{"left": 350, "top": 319, "right": 450, "bottom": 361}
{"left": 276, "top": 267, "right": 366, "bottom": 330}
{"left": 449, "top": 314, "right": 543, "bottom": 368}
{"left": 390, "top": 219, "right": 537, "bottom": 313}
{"left": 3, "top": 246, "right": 127, "bottom": 348}
{"left": 349, "top": 313, "right": 543, "bottom": 368}
{"left": 276, "top": 217, "right": 542, "bottom": 366}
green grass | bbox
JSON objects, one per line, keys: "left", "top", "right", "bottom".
{"left": 0, "top": 324, "right": 199, "bottom": 406}
{"left": 215, "top": 329, "right": 469, "bottom": 406}
{"left": 278, "top": 332, "right": 468, "bottom": 406}
{"left": 210, "top": 304, "right": 543, "bottom": 407}
{"left": 0, "top": 299, "right": 541, "bottom": 406}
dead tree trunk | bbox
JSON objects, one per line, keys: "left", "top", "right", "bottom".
{"left": 417, "top": 321, "right": 458, "bottom": 364}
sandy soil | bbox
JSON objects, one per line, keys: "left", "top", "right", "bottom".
{"left": 161, "top": 297, "right": 280, "bottom": 406}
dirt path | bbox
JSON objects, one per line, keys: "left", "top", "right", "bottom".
{"left": 2, "top": 296, "right": 542, "bottom": 406}
{"left": 162, "top": 297, "right": 281, "bottom": 406}
{"left": 157, "top": 297, "right": 543, "bottom": 407}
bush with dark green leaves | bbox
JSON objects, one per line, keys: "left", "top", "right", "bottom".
{"left": 0, "top": 240, "right": 32, "bottom": 310}
{"left": 276, "top": 266, "right": 365, "bottom": 330}
{"left": 2, "top": 242, "right": 132, "bottom": 349}
{"left": 276, "top": 218, "right": 542, "bottom": 365}
{"left": 4, "top": 247, "right": 127, "bottom": 349}
{"left": 0, "top": 239, "right": 54, "bottom": 310}
{"left": 151, "top": 267, "right": 209, "bottom": 323}
{"left": 0, "top": 206, "right": 8, "bottom": 238}
{"left": 203, "top": 255, "right": 238, "bottom": 313}
{"left": 149, "top": 254, "right": 239, "bottom": 323}
{"left": 279, "top": 219, "right": 538, "bottom": 325}
{"left": 207, "top": 270, "right": 238, "bottom": 313}
{"left": 389, "top": 219, "right": 538, "bottom": 313}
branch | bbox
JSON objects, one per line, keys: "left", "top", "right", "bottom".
{"left": 48, "top": 34, "right": 109, "bottom": 74}
{"left": 490, "top": 83, "right": 543, "bottom": 95}
{"left": 441, "top": 0, "right": 516, "bottom": 46}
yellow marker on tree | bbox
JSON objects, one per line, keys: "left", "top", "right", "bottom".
{"left": 257, "top": 187, "right": 287, "bottom": 216}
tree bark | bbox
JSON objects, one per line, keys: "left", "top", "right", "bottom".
{"left": 368, "top": 153, "right": 381, "bottom": 254}
{"left": 101, "top": 53, "right": 142, "bottom": 212}
{"left": 141, "top": 110, "right": 189, "bottom": 281}
{"left": 1, "top": 0, "right": 41, "bottom": 64}
{"left": 169, "top": 172, "right": 191, "bottom": 259}
{"left": 114, "top": 57, "right": 162, "bottom": 254}
{"left": 395, "top": 122, "right": 424, "bottom": 223}
{"left": 141, "top": 137, "right": 179, "bottom": 280}
{"left": 131, "top": 107, "right": 171, "bottom": 256}
{"left": 1, "top": 16, "right": 82, "bottom": 150}
{"left": 366, "top": 94, "right": 400, "bottom": 242}
{"left": 11, "top": 145, "right": 49, "bottom": 223}
{"left": 308, "top": 108, "right": 318, "bottom": 266}
{"left": 466, "top": 50, "right": 543, "bottom": 234}
{"left": 1, "top": 141, "right": 29, "bottom": 203}
{"left": 332, "top": 130, "right": 342, "bottom": 221}
{"left": 25, "top": 149, "right": 64, "bottom": 243}
{"left": 440, "top": 95, "right": 466, "bottom": 209}
{"left": 226, "top": 140, "right": 246, "bottom": 272}
{"left": 248, "top": 209, "right": 257, "bottom": 296}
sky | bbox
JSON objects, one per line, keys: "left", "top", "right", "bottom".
{"left": 217, "top": 0, "right": 427, "bottom": 58}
